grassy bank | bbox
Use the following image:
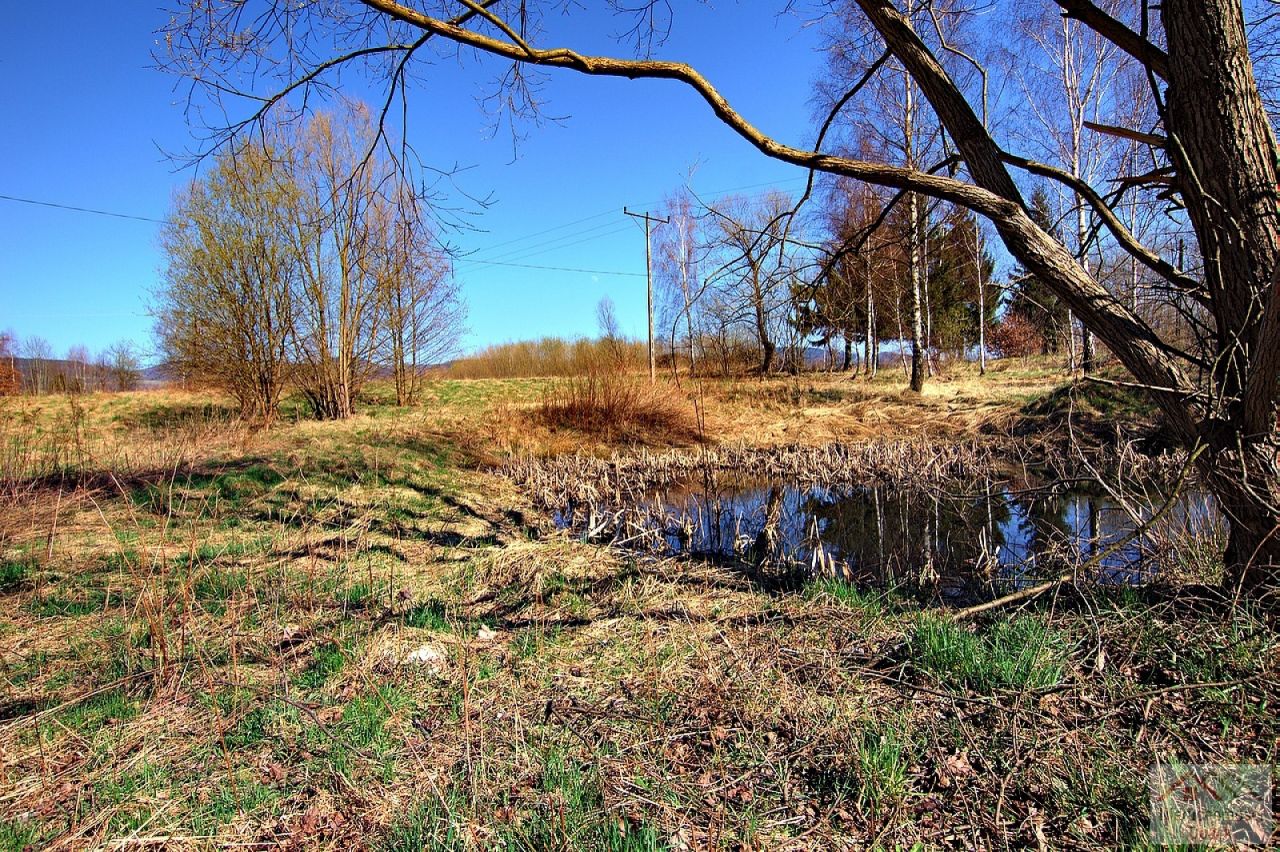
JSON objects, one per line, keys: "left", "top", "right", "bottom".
{"left": 0, "top": 364, "right": 1272, "bottom": 849}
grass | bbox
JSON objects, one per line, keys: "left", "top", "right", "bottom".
{"left": 0, "top": 364, "right": 1273, "bottom": 848}
{"left": 911, "top": 614, "right": 1072, "bottom": 692}
{"left": 855, "top": 723, "right": 912, "bottom": 815}
{"left": 0, "top": 556, "right": 33, "bottom": 591}
{"left": 405, "top": 596, "right": 450, "bottom": 630}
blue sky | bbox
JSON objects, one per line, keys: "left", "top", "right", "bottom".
{"left": 0, "top": 3, "right": 829, "bottom": 360}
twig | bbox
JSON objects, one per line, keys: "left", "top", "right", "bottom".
{"left": 951, "top": 445, "right": 1204, "bottom": 621}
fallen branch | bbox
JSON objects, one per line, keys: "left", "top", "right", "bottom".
{"left": 951, "top": 445, "right": 1204, "bottom": 621}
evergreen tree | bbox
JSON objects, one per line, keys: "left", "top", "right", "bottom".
{"left": 1005, "top": 187, "right": 1069, "bottom": 354}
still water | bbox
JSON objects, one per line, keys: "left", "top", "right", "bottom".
{"left": 557, "top": 478, "right": 1222, "bottom": 592}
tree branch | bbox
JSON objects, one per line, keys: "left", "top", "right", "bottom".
{"left": 1054, "top": 0, "right": 1170, "bottom": 79}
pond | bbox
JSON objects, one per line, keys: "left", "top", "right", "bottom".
{"left": 555, "top": 476, "right": 1222, "bottom": 596}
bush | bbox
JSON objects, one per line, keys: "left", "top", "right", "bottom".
{"left": 536, "top": 368, "right": 700, "bottom": 443}
{"left": 989, "top": 313, "right": 1045, "bottom": 359}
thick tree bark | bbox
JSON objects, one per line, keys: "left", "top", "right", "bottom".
{"left": 1161, "top": 0, "right": 1280, "bottom": 590}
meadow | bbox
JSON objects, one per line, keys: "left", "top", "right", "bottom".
{"left": 0, "top": 362, "right": 1274, "bottom": 849}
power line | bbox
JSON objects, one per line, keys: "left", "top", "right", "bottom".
{"left": 494, "top": 224, "right": 635, "bottom": 265}
{"left": 467, "top": 210, "right": 615, "bottom": 258}
{"left": 464, "top": 175, "right": 811, "bottom": 258}
{"left": 0, "top": 193, "right": 166, "bottom": 224}
{"left": 483, "top": 218, "right": 629, "bottom": 263}
{"left": 0, "top": 189, "right": 642, "bottom": 278}
{"left": 453, "top": 257, "right": 644, "bottom": 277}
{"left": 2, "top": 174, "right": 819, "bottom": 275}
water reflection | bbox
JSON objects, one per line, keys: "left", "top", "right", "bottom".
{"left": 557, "top": 478, "right": 1222, "bottom": 593}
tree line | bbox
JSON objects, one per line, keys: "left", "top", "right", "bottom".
{"left": 648, "top": 184, "right": 998, "bottom": 380}
{"left": 0, "top": 331, "right": 141, "bottom": 396}
{"left": 155, "top": 104, "right": 465, "bottom": 424}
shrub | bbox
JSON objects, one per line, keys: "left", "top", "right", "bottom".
{"left": 536, "top": 368, "right": 700, "bottom": 443}
{"left": 989, "top": 313, "right": 1045, "bottom": 359}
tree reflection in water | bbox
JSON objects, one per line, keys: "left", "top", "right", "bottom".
{"left": 566, "top": 476, "right": 1224, "bottom": 597}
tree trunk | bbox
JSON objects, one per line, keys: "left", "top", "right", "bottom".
{"left": 907, "top": 190, "right": 925, "bottom": 393}
{"left": 1200, "top": 438, "right": 1280, "bottom": 591}
{"left": 761, "top": 338, "right": 776, "bottom": 374}
{"left": 1162, "top": 0, "right": 1280, "bottom": 589}
{"left": 1080, "top": 325, "right": 1096, "bottom": 375}
{"left": 865, "top": 253, "right": 877, "bottom": 379}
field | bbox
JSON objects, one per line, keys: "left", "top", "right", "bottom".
{"left": 0, "top": 362, "right": 1275, "bottom": 849}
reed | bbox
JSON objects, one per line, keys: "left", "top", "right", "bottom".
{"left": 505, "top": 440, "right": 1005, "bottom": 509}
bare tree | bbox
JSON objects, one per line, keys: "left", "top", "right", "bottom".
{"left": 655, "top": 189, "right": 702, "bottom": 374}
{"left": 20, "top": 336, "right": 53, "bottom": 395}
{"left": 163, "top": 1, "right": 1280, "bottom": 587}
{"left": 595, "top": 295, "right": 627, "bottom": 367}
{"left": 157, "top": 139, "right": 299, "bottom": 424}
{"left": 376, "top": 194, "right": 464, "bottom": 406}
{"left": 287, "top": 106, "right": 390, "bottom": 420}
{"left": 104, "top": 341, "right": 142, "bottom": 391}
{"left": 66, "top": 345, "right": 90, "bottom": 393}
{"left": 704, "top": 192, "right": 798, "bottom": 374}
{"left": 1014, "top": 1, "right": 1128, "bottom": 374}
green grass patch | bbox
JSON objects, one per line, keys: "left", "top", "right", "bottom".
{"left": 379, "top": 797, "right": 467, "bottom": 851}
{"left": 26, "top": 587, "right": 107, "bottom": 618}
{"left": 0, "top": 817, "right": 45, "bottom": 851}
{"left": 404, "top": 598, "right": 450, "bottom": 631}
{"left": 856, "top": 724, "right": 911, "bottom": 815}
{"left": 495, "top": 750, "right": 666, "bottom": 850}
{"left": 911, "top": 614, "right": 1071, "bottom": 692}
{"left": 297, "top": 642, "right": 346, "bottom": 688}
{"left": 802, "top": 579, "right": 899, "bottom": 616}
{"left": 193, "top": 567, "right": 248, "bottom": 614}
{"left": 46, "top": 688, "right": 139, "bottom": 739}
{"left": 341, "top": 686, "right": 409, "bottom": 750}
{"left": 223, "top": 704, "right": 274, "bottom": 750}
{"left": 189, "top": 778, "right": 280, "bottom": 836}
{"left": 0, "top": 556, "right": 35, "bottom": 591}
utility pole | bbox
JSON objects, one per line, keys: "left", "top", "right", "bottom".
{"left": 624, "top": 207, "right": 669, "bottom": 383}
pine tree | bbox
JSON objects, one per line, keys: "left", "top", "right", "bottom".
{"left": 1005, "top": 188, "right": 1069, "bottom": 355}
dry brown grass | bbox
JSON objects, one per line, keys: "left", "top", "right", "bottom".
{"left": 446, "top": 336, "right": 648, "bottom": 379}
{"left": 535, "top": 369, "right": 702, "bottom": 445}
{"left": 3, "top": 365, "right": 1252, "bottom": 850}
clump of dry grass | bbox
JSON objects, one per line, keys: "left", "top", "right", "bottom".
{"left": 535, "top": 369, "right": 701, "bottom": 444}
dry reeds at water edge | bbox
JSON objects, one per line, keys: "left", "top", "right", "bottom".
{"left": 504, "top": 440, "right": 1006, "bottom": 510}
{"left": 503, "top": 439, "right": 1197, "bottom": 562}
